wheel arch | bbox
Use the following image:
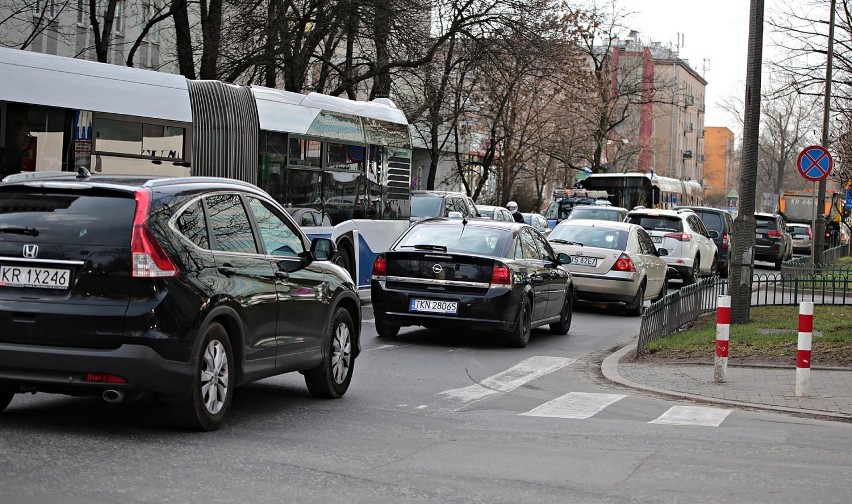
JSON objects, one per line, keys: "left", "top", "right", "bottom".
{"left": 196, "top": 305, "right": 246, "bottom": 385}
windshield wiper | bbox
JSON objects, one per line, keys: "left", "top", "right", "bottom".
{"left": 0, "top": 226, "right": 39, "bottom": 236}
{"left": 550, "top": 239, "right": 582, "bottom": 246}
{"left": 401, "top": 244, "right": 448, "bottom": 252}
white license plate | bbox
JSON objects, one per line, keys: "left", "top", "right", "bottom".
{"left": 409, "top": 298, "right": 458, "bottom": 314}
{"left": 572, "top": 256, "right": 598, "bottom": 267}
{"left": 755, "top": 233, "right": 762, "bottom": 240}
{"left": 0, "top": 265, "right": 71, "bottom": 290}
{"left": 651, "top": 236, "right": 663, "bottom": 243}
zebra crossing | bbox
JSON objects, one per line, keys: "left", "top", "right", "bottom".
{"left": 435, "top": 356, "right": 733, "bottom": 427}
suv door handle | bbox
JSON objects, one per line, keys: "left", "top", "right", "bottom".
{"left": 218, "top": 265, "right": 236, "bottom": 277}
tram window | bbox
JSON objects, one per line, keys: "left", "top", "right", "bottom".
{"left": 288, "top": 137, "right": 322, "bottom": 168}
{"left": 95, "top": 118, "right": 184, "bottom": 160}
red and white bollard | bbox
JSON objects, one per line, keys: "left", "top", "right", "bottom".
{"left": 714, "top": 295, "right": 731, "bottom": 383}
{"left": 796, "top": 302, "right": 814, "bottom": 397}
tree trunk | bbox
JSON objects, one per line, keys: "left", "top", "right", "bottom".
{"left": 199, "top": 0, "right": 223, "bottom": 80}
{"left": 173, "top": 0, "right": 196, "bottom": 79}
{"left": 730, "top": 0, "right": 765, "bottom": 324}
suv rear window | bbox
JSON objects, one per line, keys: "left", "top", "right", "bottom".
{"left": 694, "top": 211, "right": 723, "bottom": 232}
{"left": 0, "top": 192, "right": 134, "bottom": 246}
{"left": 626, "top": 215, "right": 683, "bottom": 232}
{"left": 755, "top": 216, "right": 777, "bottom": 230}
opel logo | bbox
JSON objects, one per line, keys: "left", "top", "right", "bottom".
{"left": 22, "top": 244, "right": 38, "bottom": 259}
{"left": 431, "top": 264, "right": 443, "bottom": 274}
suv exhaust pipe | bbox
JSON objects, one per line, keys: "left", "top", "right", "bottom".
{"left": 102, "top": 389, "right": 125, "bottom": 403}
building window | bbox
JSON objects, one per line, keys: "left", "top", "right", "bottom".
{"left": 114, "top": 0, "right": 125, "bottom": 34}
{"left": 33, "top": 0, "right": 58, "bottom": 19}
{"left": 76, "top": 0, "right": 87, "bottom": 25}
{"left": 143, "top": 1, "right": 161, "bottom": 43}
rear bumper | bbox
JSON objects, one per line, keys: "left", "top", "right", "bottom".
{"left": 755, "top": 244, "right": 783, "bottom": 261}
{"left": 0, "top": 342, "right": 192, "bottom": 398}
{"left": 371, "top": 281, "right": 520, "bottom": 331}
{"left": 572, "top": 274, "right": 638, "bottom": 303}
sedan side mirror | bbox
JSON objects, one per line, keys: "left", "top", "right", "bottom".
{"left": 657, "top": 247, "right": 669, "bottom": 256}
{"left": 557, "top": 252, "right": 572, "bottom": 265}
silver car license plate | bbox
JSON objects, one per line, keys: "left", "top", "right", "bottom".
{"left": 0, "top": 264, "right": 71, "bottom": 290}
{"left": 409, "top": 298, "right": 458, "bottom": 314}
{"left": 572, "top": 256, "right": 598, "bottom": 267}
{"left": 651, "top": 236, "right": 663, "bottom": 243}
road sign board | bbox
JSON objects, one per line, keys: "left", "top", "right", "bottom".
{"left": 845, "top": 189, "right": 852, "bottom": 210}
{"left": 797, "top": 145, "right": 833, "bottom": 182}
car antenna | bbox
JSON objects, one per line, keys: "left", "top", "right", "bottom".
{"left": 76, "top": 166, "right": 91, "bottom": 179}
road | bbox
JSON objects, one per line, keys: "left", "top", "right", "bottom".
{"left": 1, "top": 268, "right": 850, "bottom": 503}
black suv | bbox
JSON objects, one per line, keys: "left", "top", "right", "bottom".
{"left": 755, "top": 212, "right": 793, "bottom": 269}
{"left": 0, "top": 172, "right": 360, "bottom": 430}
{"left": 675, "top": 206, "right": 735, "bottom": 278}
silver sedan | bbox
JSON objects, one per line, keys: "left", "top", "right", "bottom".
{"left": 548, "top": 220, "right": 669, "bottom": 315}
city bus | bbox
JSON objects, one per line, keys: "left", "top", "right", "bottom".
{"left": 0, "top": 46, "right": 412, "bottom": 295}
{"left": 579, "top": 172, "right": 703, "bottom": 210}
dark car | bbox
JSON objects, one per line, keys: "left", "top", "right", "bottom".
{"left": 371, "top": 218, "right": 574, "bottom": 348}
{"left": 755, "top": 212, "right": 793, "bottom": 269}
{"left": 0, "top": 172, "right": 360, "bottom": 430}
{"left": 285, "top": 206, "right": 333, "bottom": 227}
{"left": 675, "top": 206, "right": 735, "bottom": 278}
{"left": 410, "top": 190, "right": 479, "bottom": 221}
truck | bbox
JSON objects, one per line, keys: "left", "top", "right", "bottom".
{"left": 778, "top": 190, "right": 846, "bottom": 249}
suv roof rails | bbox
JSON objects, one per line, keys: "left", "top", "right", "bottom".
{"left": 1, "top": 169, "right": 89, "bottom": 184}
{"left": 143, "top": 176, "right": 260, "bottom": 190}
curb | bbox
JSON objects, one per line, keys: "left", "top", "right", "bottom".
{"left": 601, "top": 342, "right": 852, "bottom": 422}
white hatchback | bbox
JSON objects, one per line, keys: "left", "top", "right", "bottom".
{"left": 625, "top": 208, "right": 718, "bottom": 284}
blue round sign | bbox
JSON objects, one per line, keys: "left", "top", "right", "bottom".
{"left": 797, "top": 145, "right": 833, "bottom": 182}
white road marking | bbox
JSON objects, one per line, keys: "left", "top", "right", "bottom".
{"left": 650, "top": 406, "right": 732, "bottom": 427}
{"left": 363, "top": 318, "right": 375, "bottom": 324}
{"left": 438, "top": 356, "right": 575, "bottom": 403}
{"left": 364, "top": 344, "right": 396, "bottom": 352}
{"left": 415, "top": 405, "right": 428, "bottom": 410}
{"left": 519, "top": 392, "right": 626, "bottom": 419}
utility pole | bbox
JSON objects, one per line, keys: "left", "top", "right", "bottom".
{"left": 729, "top": 0, "right": 764, "bottom": 323}
{"left": 814, "top": 0, "right": 836, "bottom": 257}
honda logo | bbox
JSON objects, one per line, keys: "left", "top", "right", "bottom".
{"left": 22, "top": 244, "right": 38, "bottom": 259}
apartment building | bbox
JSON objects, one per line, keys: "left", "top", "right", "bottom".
{"left": 703, "top": 126, "right": 736, "bottom": 196}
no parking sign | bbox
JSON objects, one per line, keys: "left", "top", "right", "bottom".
{"left": 797, "top": 145, "right": 833, "bottom": 182}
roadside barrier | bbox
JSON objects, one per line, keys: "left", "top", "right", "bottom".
{"left": 714, "top": 295, "right": 731, "bottom": 383}
{"left": 796, "top": 302, "right": 814, "bottom": 397}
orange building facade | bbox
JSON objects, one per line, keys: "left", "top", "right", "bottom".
{"left": 703, "top": 127, "right": 735, "bottom": 196}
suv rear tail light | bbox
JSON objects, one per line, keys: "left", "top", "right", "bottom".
{"left": 611, "top": 253, "right": 636, "bottom": 272}
{"left": 722, "top": 233, "right": 730, "bottom": 250}
{"left": 85, "top": 373, "right": 126, "bottom": 384}
{"left": 664, "top": 232, "right": 691, "bottom": 242}
{"left": 490, "top": 263, "right": 512, "bottom": 285}
{"left": 372, "top": 254, "right": 387, "bottom": 279}
{"left": 131, "top": 190, "right": 179, "bottom": 278}
{"left": 808, "top": 228, "right": 813, "bottom": 239}
{"left": 767, "top": 230, "right": 783, "bottom": 238}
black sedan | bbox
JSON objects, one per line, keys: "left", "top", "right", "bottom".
{"left": 371, "top": 218, "right": 574, "bottom": 347}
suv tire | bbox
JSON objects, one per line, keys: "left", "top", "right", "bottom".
{"left": 172, "top": 322, "right": 234, "bottom": 431}
{"left": 305, "top": 308, "right": 355, "bottom": 398}
{"left": 684, "top": 257, "right": 699, "bottom": 285}
{"left": 0, "top": 387, "right": 13, "bottom": 413}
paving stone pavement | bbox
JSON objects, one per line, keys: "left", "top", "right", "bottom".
{"left": 602, "top": 344, "right": 852, "bottom": 420}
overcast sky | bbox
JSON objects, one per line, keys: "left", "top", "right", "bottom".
{"left": 618, "top": 0, "right": 767, "bottom": 130}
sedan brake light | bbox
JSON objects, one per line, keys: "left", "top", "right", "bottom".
{"left": 664, "top": 232, "right": 691, "bottom": 242}
{"left": 611, "top": 253, "right": 636, "bottom": 272}
{"left": 372, "top": 254, "right": 387, "bottom": 279}
{"left": 131, "top": 190, "right": 179, "bottom": 278}
{"left": 490, "top": 263, "right": 512, "bottom": 285}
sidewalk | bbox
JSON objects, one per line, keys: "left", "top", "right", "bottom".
{"left": 602, "top": 343, "right": 852, "bottom": 421}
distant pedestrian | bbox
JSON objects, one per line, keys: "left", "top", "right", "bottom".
{"left": 507, "top": 201, "right": 524, "bottom": 223}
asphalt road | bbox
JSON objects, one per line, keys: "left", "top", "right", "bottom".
{"left": 1, "top": 274, "right": 850, "bottom": 503}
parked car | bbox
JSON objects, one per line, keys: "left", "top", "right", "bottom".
{"left": 755, "top": 212, "right": 792, "bottom": 269}
{"left": 477, "top": 204, "right": 514, "bottom": 222}
{"left": 522, "top": 212, "right": 552, "bottom": 237}
{"left": 625, "top": 208, "right": 718, "bottom": 284}
{"left": 371, "top": 218, "right": 574, "bottom": 348}
{"left": 0, "top": 173, "right": 361, "bottom": 430}
{"left": 410, "top": 190, "right": 479, "bottom": 221}
{"left": 674, "top": 206, "right": 735, "bottom": 278}
{"left": 548, "top": 220, "right": 668, "bottom": 316}
{"left": 787, "top": 223, "right": 813, "bottom": 255}
{"left": 563, "top": 205, "right": 629, "bottom": 223}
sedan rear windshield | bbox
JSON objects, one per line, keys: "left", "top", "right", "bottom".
{"left": 0, "top": 192, "right": 135, "bottom": 246}
{"left": 549, "top": 225, "right": 628, "bottom": 250}
{"left": 789, "top": 226, "right": 810, "bottom": 237}
{"left": 626, "top": 215, "right": 683, "bottom": 233}
{"left": 411, "top": 197, "right": 443, "bottom": 218}
{"left": 397, "top": 224, "right": 511, "bottom": 256}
